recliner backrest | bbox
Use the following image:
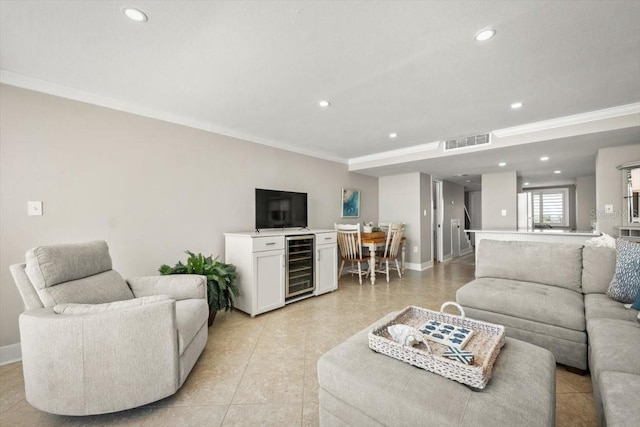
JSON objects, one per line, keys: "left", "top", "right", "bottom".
{"left": 16, "top": 240, "right": 134, "bottom": 308}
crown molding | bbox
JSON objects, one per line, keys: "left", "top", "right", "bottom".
{"left": 493, "top": 103, "right": 640, "bottom": 138}
{"left": 0, "top": 70, "right": 347, "bottom": 164}
{"left": 349, "top": 141, "right": 441, "bottom": 166}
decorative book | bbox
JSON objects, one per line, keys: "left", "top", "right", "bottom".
{"left": 443, "top": 346, "right": 474, "bottom": 365}
{"left": 419, "top": 320, "right": 474, "bottom": 349}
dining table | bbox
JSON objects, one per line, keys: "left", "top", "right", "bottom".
{"left": 360, "top": 231, "right": 406, "bottom": 284}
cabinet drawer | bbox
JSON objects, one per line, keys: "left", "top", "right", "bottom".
{"left": 252, "top": 236, "right": 284, "bottom": 252}
{"left": 316, "top": 232, "right": 337, "bottom": 245}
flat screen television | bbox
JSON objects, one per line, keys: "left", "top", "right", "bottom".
{"left": 255, "top": 188, "right": 308, "bottom": 230}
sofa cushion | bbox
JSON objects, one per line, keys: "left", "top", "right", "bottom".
{"left": 587, "top": 318, "right": 640, "bottom": 381}
{"left": 607, "top": 239, "right": 640, "bottom": 303}
{"left": 599, "top": 371, "right": 640, "bottom": 427}
{"left": 584, "top": 294, "right": 639, "bottom": 324}
{"left": 475, "top": 240, "right": 583, "bottom": 292}
{"left": 175, "top": 299, "right": 209, "bottom": 356}
{"left": 54, "top": 295, "right": 172, "bottom": 314}
{"left": 582, "top": 246, "right": 617, "bottom": 294}
{"left": 456, "top": 278, "right": 585, "bottom": 331}
{"left": 127, "top": 275, "right": 206, "bottom": 301}
{"left": 36, "top": 270, "right": 134, "bottom": 308}
{"left": 25, "top": 240, "right": 113, "bottom": 289}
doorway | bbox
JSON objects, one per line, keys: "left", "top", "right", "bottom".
{"left": 433, "top": 180, "right": 444, "bottom": 263}
{"left": 451, "top": 219, "right": 460, "bottom": 258}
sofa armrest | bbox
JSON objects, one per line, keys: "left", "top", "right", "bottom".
{"left": 19, "top": 301, "right": 178, "bottom": 415}
{"left": 127, "top": 275, "right": 206, "bottom": 301}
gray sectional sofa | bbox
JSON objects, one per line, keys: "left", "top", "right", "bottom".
{"left": 456, "top": 239, "right": 640, "bottom": 426}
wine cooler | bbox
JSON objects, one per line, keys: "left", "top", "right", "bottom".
{"left": 285, "top": 235, "right": 315, "bottom": 299}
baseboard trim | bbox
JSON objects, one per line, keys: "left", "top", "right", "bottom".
{"left": 442, "top": 253, "right": 453, "bottom": 262}
{"left": 460, "top": 247, "right": 473, "bottom": 256}
{"left": 0, "top": 343, "right": 22, "bottom": 366}
{"left": 404, "top": 260, "right": 434, "bottom": 271}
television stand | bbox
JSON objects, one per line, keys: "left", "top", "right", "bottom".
{"left": 224, "top": 229, "right": 338, "bottom": 317}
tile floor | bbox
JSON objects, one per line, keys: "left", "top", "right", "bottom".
{"left": 0, "top": 253, "right": 597, "bottom": 426}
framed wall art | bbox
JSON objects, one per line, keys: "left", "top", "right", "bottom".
{"left": 341, "top": 188, "right": 360, "bottom": 218}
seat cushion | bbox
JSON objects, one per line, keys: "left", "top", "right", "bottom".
{"left": 475, "top": 239, "right": 583, "bottom": 292}
{"left": 584, "top": 294, "right": 639, "bottom": 325}
{"left": 599, "top": 371, "right": 640, "bottom": 427}
{"left": 25, "top": 240, "right": 113, "bottom": 289}
{"left": 456, "top": 278, "right": 585, "bottom": 331}
{"left": 587, "top": 318, "right": 640, "bottom": 381}
{"left": 175, "top": 299, "right": 209, "bottom": 356}
{"left": 53, "top": 295, "right": 172, "bottom": 314}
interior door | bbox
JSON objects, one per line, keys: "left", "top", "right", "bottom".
{"left": 451, "top": 219, "right": 460, "bottom": 258}
{"left": 433, "top": 180, "right": 444, "bottom": 262}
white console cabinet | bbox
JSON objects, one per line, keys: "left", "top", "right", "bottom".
{"left": 315, "top": 232, "right": 338, "bottom": 295}
{"left": 224, "top": 229, "right": 337, "bottom": 317}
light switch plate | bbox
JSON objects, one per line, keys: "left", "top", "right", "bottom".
{"left": 501, "top": 209, "right": 507, "bottom": 216}
{"left": 604, "top": 204, "right": 614, "bottom": 214}
{"left": 28, "top": 201, "right": 43, "bottom": 216}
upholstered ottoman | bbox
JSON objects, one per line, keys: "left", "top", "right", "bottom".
{"left": 318, "top": 313, "right": 556, "bottom": 427}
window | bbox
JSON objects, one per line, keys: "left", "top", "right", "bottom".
{"left": 530, "top": 188, "right": 569, "bottom": 227}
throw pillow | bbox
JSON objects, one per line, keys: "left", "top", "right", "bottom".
{"left": 606, "top": 239, "right": 640, "bottom": 303}
{"left": 632, "top": 292, "right": 640, "bottom": 311}
{"left": 54, "top": 294, "right": 172, "bottom": 314}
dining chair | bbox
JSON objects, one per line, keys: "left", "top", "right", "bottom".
{"left": 378, "top": 222, "right": 390, "bottom": 233}
{"left": 334, "top": 223, "right": 369, "bottom": 285}
{"left": 375, "top": 223, "right": 405, "bottom": 283}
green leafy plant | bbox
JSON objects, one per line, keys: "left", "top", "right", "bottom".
{"left": 159, "top": 251, "right": 240, "bottom": 317}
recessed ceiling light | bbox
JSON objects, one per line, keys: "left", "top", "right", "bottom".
{"left": 466, "top": 180, "right": 472, "bottom": 183}
{"left": 524, "top": 182, "right": 530, "bottom": 186}
{"left": 540, "top": 156, "right": 549, "bottom": 161}
{"left": 122, "top": 7, "right": 148, "bottom": 22}
{"left": 510, "top": 102, "right": 523, "bottom": 109}
{"left": 554, "top": 170, "right": 562, "bottom": 174}
{"left": 498, "top": 162, "right": 506, "bottom": 167}
{"left": 318, "top": 100, "right": 331, "bottom": 108}
{"left": 389, "top": 133, "right": 398, "bottom": 139}
{"left": 475, "top": 29, "right": 496, "bottom": 42}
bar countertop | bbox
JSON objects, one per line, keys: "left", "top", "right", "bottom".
{"left": 466, "top": 229, "right": 600, "bottom": 237}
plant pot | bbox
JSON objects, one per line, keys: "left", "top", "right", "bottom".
{"left": 208, "top": 310, "right": 217, "bottom": 326}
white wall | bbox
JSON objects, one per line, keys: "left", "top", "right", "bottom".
{"left": 595, "top": 144, "right": 640, "bottom": 235}
{"left": 378, "top": 172, "right": 432, "bottom": 269}
{"left": 576, "top": 175, "right": 596, "bottom": 231}
{"left": 0, "top": 85, "right": 379, "bottom": 349}
{"left": 481, "top": 171, "right": 517, "bottom": 230}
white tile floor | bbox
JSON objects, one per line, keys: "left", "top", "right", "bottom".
{"left": 0, "top": 254, "right": 596, "bottom": 426}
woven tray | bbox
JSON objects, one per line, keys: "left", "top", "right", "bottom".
{"left": 368, "top": 303, "right": 505, "bottom": 389}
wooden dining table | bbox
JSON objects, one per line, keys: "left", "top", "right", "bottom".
{"left": 360, "top": 232, "right": 406, "bottom": 284}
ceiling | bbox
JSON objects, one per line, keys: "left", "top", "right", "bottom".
{"left": 1, "top": 1, "right": 639, "bottom": 189}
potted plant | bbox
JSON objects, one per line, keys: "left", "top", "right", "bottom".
{"left": 159, "top": 251, "right": 240, "bottom": 326}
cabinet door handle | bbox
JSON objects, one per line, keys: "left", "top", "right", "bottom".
{"left": 324, "top": 237, "right": 332, "bottom": 240}
{"left": 265, "top": 242, "right": 276, "bottom": 246}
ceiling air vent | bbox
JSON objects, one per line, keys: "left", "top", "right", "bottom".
{"left": 444, "top": 133, "right": 491, "bottom": 151}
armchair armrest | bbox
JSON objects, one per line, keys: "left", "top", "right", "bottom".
{"left": 19, "top": 300, "right": 178, "bottom": 415}
{"left": 127, "top": 275, "right": 206, "bottom": 300}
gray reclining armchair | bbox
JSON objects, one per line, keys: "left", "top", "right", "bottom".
{"left": 9, "top": 240, "right": 209, "bottom": 415}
